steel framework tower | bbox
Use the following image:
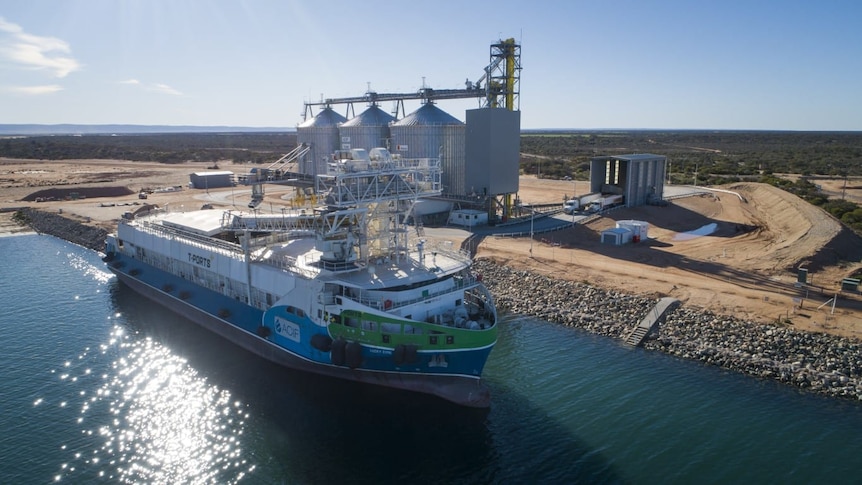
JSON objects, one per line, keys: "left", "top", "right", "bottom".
{"left": 484, "top": 38, "right": 521, "bottom": 112}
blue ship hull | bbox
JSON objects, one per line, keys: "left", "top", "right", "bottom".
{"left": 106, "top": 251, "right": 492, "bottom": 407}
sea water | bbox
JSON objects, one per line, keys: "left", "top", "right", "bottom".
{"left": 2, "top": 234, "right": 862, "bottom": 484}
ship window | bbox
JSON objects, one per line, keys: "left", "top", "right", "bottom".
{"left": 430, "top": 336, "right": 438, "bottom": 345}
{"left": 446, "top": 335, "right": 454, "bottom": 345}
{"left": 382, "top": 334, "right": 390, "bottom": 344}
{"left": 455, "top": 299, "right": 462, "bottom": 306}
{"left": 266, "top": 293, "right": 272, "bottom": 306}
{"left": 296, "top": 308, "right": 305, "bottom": 318}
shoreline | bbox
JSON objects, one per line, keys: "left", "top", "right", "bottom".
{"left": 474, "top": 259, "right": 862, "bottom": 402}
{"left": 4, "top": 208, "right": 108, "bottom": 252}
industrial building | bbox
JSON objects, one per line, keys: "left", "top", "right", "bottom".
{"left": 296, "top": 38, "right": 522, "bottom": 223}
{"left": 189, "top": 171, "right": 234, "bottom": 190}
{"left": 589, "top": 153, "right": 667, "bottom": 207}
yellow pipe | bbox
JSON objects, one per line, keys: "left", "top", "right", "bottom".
{"left": 505, "top": 38, "right": 515, "bottom": 111}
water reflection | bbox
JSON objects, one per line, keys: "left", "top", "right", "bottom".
{"left": 65, "top": 252, "right": 113, "bottom": 284}
{"left": 55, "top": 325, "right": 252, "bottom": 484}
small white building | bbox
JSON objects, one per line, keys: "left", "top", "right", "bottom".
{"left": 616, "top": 220, "right": 649, "bottom": 243}
{"left": 447, "top": 209, "right": 487, "bottom": 228}
{"left": 601, "top": 227, "right": 633, "bottom": 245}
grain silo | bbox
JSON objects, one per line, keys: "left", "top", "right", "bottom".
{"left": 297, "top": 107, "right": 347, "bottom": 175}
{"left": 390, "top": 102, "right": 466, "bottom": 195}
{"left": 339, "top": 104, "right": 394, "bottom": 151}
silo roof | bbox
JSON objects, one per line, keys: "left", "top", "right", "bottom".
{"left": 298, "top": 107, "right": 347, "bottom": 128}
{"left": 341, "top": 105, "right": 395, "bottom": 127}
{"left": 392, "top": 103, "right": 463, "bottom": 126}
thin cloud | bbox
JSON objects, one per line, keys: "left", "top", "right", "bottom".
{"left": 4, "top": 84, "right": 64, "bottom": 95}
{"left": 0, "top": 16, "right": 81, "bottom": 78}
{"left": 149, "top": 83, "right": 182, "bottom": 96}
{"left": 119, "top": 78, "right": 182, "bottom": 95}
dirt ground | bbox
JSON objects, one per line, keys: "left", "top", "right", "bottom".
{"left": 2, "top": 158, "right": 861, "bottom": 339}
{"left": 482, "top": 176, "right": 862, "bottom": 338}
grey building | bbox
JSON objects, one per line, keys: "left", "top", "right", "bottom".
{"left": 464, "top": 107, "right": 520, "bottom": 197}
{"left": 589, "top": 153, "right": 667, "bottom": 207}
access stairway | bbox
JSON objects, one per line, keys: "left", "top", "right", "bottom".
{"left": 624, "top": 297, "right": 680, "bottom": 347}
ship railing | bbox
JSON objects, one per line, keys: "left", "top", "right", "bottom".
{"left": 137, "top": 219, "right": 244, "bottom": 259}
{"left": 246, "top": 230, "right": 315, "bottom": 250}
{"left": 344, "top": 273, "right": 478, "bottom": 311}
{"left": 413, "top": 240, "right": 473, "bottom": 269}
{"left": 255, "top": 252, "right": 319, "bottom": 279}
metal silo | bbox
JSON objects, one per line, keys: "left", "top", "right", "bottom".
{"left": 390, "top": 102, "right": 466, "bottom": 196}
{"left": 339, "top": 104, "right": 394, "bottom": 151}
{"left": 297, "top": 107, "right": 347, "bottom": 175}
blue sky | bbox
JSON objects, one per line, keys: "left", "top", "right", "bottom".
{"left": 1, "top": 0, "right": 860, "bottom": 130}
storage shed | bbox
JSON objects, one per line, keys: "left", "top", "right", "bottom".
{"left": 616, "top": 220, "right": 649, "bottom": 242}
{"left": 447, "top": 209, "right": 488, "bottom": 227}
{"left": 601, "top": 227, "right": 633, "bottom": 245}
{"left": 189, "top": 171, "right": 234, "bottom": 189}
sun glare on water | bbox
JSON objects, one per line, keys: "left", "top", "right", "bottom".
{"left": 54, "top": 327, "right": 253, "bottom": 483}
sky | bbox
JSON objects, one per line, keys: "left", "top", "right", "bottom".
{"left": 1, "top": 0, "right": 860, "bottom": 131}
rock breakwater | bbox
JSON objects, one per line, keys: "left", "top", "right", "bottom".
{"left": 13, "top": 208, "right": 108, "bottom": 253}
{"left": 474, "top": 258, "right": 862, "bottom": 401}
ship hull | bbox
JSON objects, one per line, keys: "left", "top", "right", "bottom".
{"left": 107, "top": 255, "right": 491, "bottom": 407}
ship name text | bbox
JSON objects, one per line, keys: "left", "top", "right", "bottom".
{"left": 188, "top": 253, "right": 212, "bottom": 268}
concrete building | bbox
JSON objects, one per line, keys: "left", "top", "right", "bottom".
{"left": 589, "top": 153, "right": 667, "bottom": 207}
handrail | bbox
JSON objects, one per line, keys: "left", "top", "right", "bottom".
{"left": 135, "top": 218, "right": 244, "bottom": 258}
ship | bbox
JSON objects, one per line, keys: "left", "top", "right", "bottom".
{"left": 103, "top": 147, "right": 497, "bottom": 407}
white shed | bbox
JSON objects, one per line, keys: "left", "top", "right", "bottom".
{"left": 447, "top": 209, "right": 487, "bottom": 227}
{"left": 616, "top": 220, "right": 649, "bottom": 242}
{"left": 601, "top": 227, "right": 633, "bottom": 245}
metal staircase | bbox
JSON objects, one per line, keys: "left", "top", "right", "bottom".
{"left": 624, "top": 297, "right": 680, "bottom": 347}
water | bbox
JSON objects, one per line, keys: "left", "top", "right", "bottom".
{"left": 2, "top": 234, "right": 862, "bottom": 484}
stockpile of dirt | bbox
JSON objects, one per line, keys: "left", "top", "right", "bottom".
{"left": 21, "top": 186, "right": 135, "bottom": 202}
